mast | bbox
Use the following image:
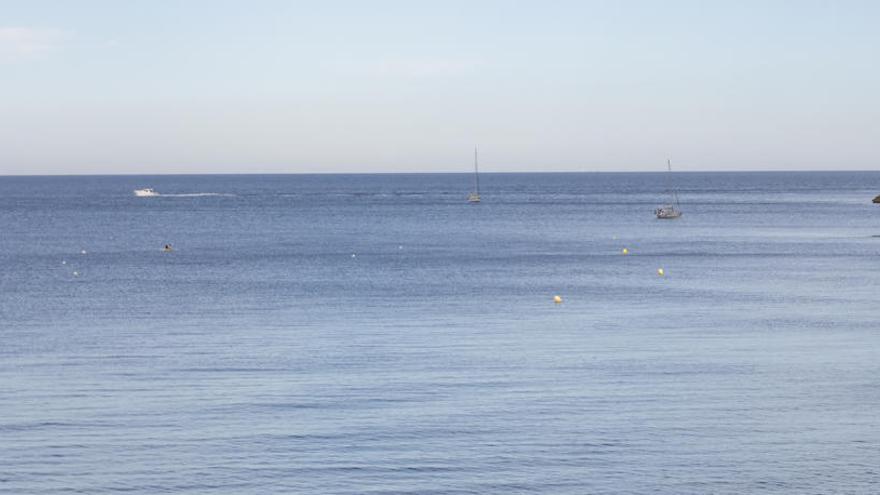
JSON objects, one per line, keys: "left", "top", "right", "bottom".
{"left": 667, "top": 159, "right": 680, "bottom": 209}
{"left": 473, "top": 146, "right": 480, "bottom": 195}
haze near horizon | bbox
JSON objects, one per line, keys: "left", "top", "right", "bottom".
{"left": 1, "top": 0, "right": 878, "bottom": 175}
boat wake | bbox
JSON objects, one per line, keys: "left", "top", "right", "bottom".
{"left": 155, "top": 193, "right": 236, "bottom": 197}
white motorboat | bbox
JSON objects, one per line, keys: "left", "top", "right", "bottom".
{"left": 134, "top": 188, "right": 159, "bottom": 197}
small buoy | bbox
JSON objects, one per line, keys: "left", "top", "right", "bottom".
{"left": 62, "top": 260, "right": 67, "bottom": 265}
{"left": 553, "top": 295, "right": 563, "bottom": 304}
{"left": 351, "top": 253, "right": 356, "bottom": 258}
{"left": 81, "top": 250, "right": 87, "bottom": 255}
{"left": 72, "top": 271, "right": 79, "bottom": 277}
{"left": 657, "top": 268, "right": 665, "bottom": 276}
{"left": 622, "top": 248, "right": 629, "bottom": 255}
{"left": 398, "top": 245, "right": 403, "bottom": 250}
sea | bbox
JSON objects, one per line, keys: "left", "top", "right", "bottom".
{"left": 1, "top": 172, "right": 878, "bottom": 494}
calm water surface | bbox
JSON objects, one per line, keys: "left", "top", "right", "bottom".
{"left": 1, "top": 172, "right": 879, "bottom": 494}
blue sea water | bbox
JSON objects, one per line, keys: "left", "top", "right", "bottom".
{"left": 1, "top": 172, "right": 879, "bottom": 494}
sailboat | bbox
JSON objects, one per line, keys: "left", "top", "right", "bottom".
{"left": 654, "top": 159, "right": 682, "bottom": 219}
{"left": 467, "top": 147, "right": 481, "bottom": 203}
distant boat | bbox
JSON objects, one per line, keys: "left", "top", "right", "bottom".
{"left": 134, "top": 188, "right": 159, "bottom": 197}
{"left": 467, "top": 147, "right": 481, "bottom": 203}
{"left": 654, "top": 159, "right": 682, "bottom": 219}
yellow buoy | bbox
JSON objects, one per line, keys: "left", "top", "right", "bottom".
{"left": 657, "top": 268, "right": 665, "bottom": 276}
{"left": 553, "top": 295, "right": 563, "bottom": 304}
{"left": 622, "top": 248, "right": 629, "bottom": 255}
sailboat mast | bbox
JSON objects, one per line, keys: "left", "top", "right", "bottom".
{"left": 667, "top": 159, "right": 680, "bottom": 208}
{"left": 474, "top": 147, "right": 480, "bottom": 195}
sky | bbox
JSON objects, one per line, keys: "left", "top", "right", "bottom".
{"left": 1, "top": 0, "right": 878, "bottom": 174}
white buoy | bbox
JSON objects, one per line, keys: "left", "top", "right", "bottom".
{"left": 351, "top": 253, "right": 356, "bottom": 258}
{"left": 81, "top": 250, "right": 87, "bottom": 255}
{"left": 72, "top": 271, "right": 79, "bottom": 277}
{"left": 62, "top": 260, "right": 67, "bottom": 265}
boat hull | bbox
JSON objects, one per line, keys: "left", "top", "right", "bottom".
{"left": 656, "top": 212, "right": 682, "bottom": 219}
{"left": 655, "top": 206, "right": 681, "bottom": 219}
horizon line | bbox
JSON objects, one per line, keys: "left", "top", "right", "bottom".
{"left": 1, "top": 169, "right": 878, "bottom": 177}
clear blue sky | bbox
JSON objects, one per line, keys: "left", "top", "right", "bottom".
{"left": 1, "top": 0, "right": 878, "bottom": 174}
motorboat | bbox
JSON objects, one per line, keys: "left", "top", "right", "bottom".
{"left": 134, "top": 188, "right": 159, "bottom": 197}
